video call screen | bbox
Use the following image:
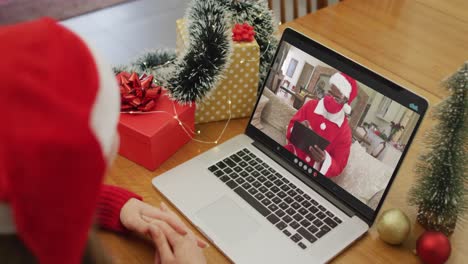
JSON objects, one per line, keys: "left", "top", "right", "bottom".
{"left": 251, "top": 42, "right": 421, "bottom": 210}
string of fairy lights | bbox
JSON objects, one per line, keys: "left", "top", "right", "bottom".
{"left": 119, "top": 38, "right": 269, "bottom": 143}
{"left": 117, "top": 1, "right": 274, "bottom": 144}
{"left": 121, "top": 94, "right": 233, "bottom": 145}
{"left": 120, "top": 37, "right": 270, "bottom": 145}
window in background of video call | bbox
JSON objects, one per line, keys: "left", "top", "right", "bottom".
{"left": 251, "top": 41, "right": 421, "bottom": 209}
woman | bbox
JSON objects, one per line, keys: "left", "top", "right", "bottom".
{"left": 0, "top": 18, "right": 206, "bottom": 264}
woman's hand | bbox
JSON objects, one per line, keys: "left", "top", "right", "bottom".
{"left": 149, "top": 220, "right": 207, "bottom": 264}
{"left": 120, "top": 199, "right": 207, "bottom": 248}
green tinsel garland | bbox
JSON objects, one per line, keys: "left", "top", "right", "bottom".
{"left": 113, "top": 49, "right": 176, "bottom": 78}
{"left": 160, "top": 0, "right": 233, "bottom": 103}
{"left": 116, "top": 0, "right": 277, "bottom": 103}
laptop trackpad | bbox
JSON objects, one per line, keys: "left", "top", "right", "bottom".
{"left": 196, "top": 196, "right": 260, "bottom": 246}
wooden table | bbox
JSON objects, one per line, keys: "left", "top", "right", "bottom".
{"left": 99, "top": 0, "right": 468, "bottom": 263}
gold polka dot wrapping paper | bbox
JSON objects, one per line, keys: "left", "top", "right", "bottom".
{"left": 176, "top": 19, "right": 260, "bottom": 124}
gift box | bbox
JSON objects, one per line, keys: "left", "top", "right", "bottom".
{"left": 176, "top": 19, "right": 260, "bottom": 124}
{"left": 118, "top": 89, "right": 195, "bottom": 171}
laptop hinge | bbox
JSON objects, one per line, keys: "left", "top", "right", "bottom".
{"left": 252, "top": 140, "right": 357, "bottom": 218}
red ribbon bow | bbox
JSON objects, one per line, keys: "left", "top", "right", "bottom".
{"left": 116, "top": 72, "right": 162, "bottom": 112}
{"left": 232, "top": 23, "right": 255, "bottom": 42}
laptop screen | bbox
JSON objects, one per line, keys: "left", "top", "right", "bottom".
{"left": 247, "top": 29, "right": 427, "bottom": 222}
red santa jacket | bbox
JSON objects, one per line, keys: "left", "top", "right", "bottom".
{"left": 285, "top": 99, "right": 352, "bottom": 177}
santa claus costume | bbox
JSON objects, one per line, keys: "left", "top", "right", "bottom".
{"left": 285, "top": 72, "right": 358, "bottom": 177}
{"left": 0, "top": 18, "right": 141, "bottom": 263}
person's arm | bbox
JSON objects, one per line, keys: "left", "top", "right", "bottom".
{"left": 96, "top": 184, "right": 208, "bottom": 248}
{"left": 286, "top": 100, "right": 316, "bottom": 141}
{"left": 321, "top": 126, "right": 352, "bottom": 177}
{"left": 96, "top": 184, "right": 142, "bottom": 232}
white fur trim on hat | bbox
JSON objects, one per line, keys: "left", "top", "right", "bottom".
{"left": 329, "top": 73, "right": 351, "bottom": 99}
{"left": 86, "top": 43, "right": 121, "bottom": 161}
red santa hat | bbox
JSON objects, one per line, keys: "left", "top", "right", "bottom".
{"left": 328, "top": 72, "right": 358, "bottom": 114}
{"left": 0, "top": 18, "right": 119, "bottom": 263}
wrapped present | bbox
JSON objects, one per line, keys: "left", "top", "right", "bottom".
{"left": 117, "top": 71, "right": 162, "bottom": 112}
{"left": 118, "top": 89, "right": 195, "bottom": 171}
{"left": 176, "top": 19, "right": 260, "bottom": 124}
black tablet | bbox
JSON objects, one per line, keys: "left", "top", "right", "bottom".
{"left": 289, "top": 121, "right": 330, "bottom": 152}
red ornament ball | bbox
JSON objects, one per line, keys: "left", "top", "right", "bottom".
{"left": 416, "top": 231, "right": 451, "bottom": 264}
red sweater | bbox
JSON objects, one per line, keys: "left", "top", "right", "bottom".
{"left": 96, "top": 185, "right": 142, "bottom": 232}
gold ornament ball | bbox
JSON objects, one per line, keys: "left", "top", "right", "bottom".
{"left": 377, "top": 208, "right": 411, "bottom": 245}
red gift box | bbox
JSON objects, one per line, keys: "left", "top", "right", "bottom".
{"left": 118, "top": 90, "right": 195, "bottom": 170}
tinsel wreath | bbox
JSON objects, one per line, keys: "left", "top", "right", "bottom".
{"left": 116, "top": 0, "right": 277, "bottom": 103}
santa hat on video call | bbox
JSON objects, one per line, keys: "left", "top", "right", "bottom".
{"left": 0, "top": 18, "right": 119, "bottom": 263}
{"left": 328, "top": 72, "right": 358, "bottom": 114}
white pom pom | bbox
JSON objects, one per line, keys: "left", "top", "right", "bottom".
{"left": 343, "top": 103, "right": 352, "bottom": 115}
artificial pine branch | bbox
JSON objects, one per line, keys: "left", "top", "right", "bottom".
{"left": 408, "top": 62, "right": 468, "bottom": 235}
{"left": 112, "top": 50, "right": 176, "bottom": 76}
{"left": 112, "top": 65, "right": 128, "bottom": 75}
{"left": 132, "top": 49, "right": 176, "bottom": 73}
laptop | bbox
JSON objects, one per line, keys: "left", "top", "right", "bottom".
{"left": 152, "top": 28, "right": 428, "bottom": 263}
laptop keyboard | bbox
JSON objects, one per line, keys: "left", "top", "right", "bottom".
{"left": 207, "top": 148, "right": 342, "bottom": 250}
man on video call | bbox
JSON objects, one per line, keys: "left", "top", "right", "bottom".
{"left": 285, "top": 72, "right": 358, "bottom": 177}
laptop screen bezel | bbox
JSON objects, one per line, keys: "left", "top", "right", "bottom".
{"left": 245, "top": 28, "right": 428, "bottom": 225}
